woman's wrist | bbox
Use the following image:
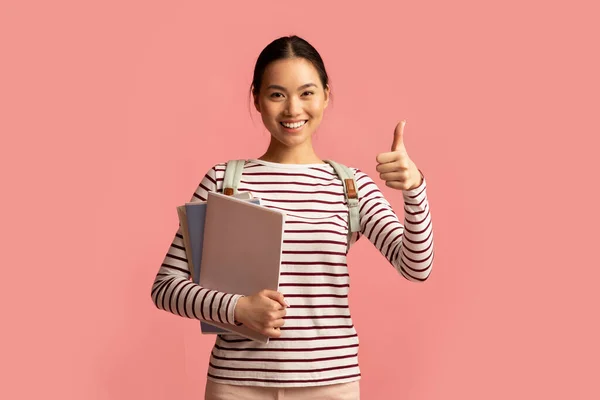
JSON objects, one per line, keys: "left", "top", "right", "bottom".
{"left": 233, "top": 296, "right": 247, "bottom": 325}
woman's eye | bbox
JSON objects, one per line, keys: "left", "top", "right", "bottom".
{"left": 270, "top": 91, "right": 313, "bottom": 98}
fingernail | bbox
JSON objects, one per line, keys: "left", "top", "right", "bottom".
{"left": 284, "top": 300, "right": 291, "bottom": 307}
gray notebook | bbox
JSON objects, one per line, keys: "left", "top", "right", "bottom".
{"left": 185, "top": 194, "right": 260, "bottom": 334}
{"left": 199, "top": 191, "right": 286, "bottom": 343}
{"left": 176, "top": 192, "right": 257, "bottom": 335}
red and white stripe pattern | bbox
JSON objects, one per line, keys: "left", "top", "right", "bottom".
{"left": 151, "top": 158, "right": 434, "bottom": 387}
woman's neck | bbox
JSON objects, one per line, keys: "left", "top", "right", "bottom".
{"left": 258, "top": 140, "right": 324, "bottom": 164}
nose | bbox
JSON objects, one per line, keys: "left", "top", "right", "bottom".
{"left": 284, "top": 96, "right": 302, "bottom": 116}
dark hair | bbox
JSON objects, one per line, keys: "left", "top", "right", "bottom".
{"left": 248, "top": 35, "right": 332, "bottom": 111}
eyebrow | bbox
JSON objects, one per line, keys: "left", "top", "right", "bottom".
{"left": 266, "top": 83, "right": 318, "bottom": 91}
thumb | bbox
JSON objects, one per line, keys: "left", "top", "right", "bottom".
{"left": 263, "top": 290, "right": 289, "bottom": 308}
{"left": 391, "top": 120, "right": 406, "bottom": 152}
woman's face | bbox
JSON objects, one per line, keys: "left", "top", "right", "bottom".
{"left": 254, "top": 57, "right": 329, "bottom": 149}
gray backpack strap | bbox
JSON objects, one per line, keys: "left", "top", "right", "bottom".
{"left": 323, "top": 160, "right": 360, "bottom": 246}
{"left": 223, "top": 160, "right": 246, "bottom": 195}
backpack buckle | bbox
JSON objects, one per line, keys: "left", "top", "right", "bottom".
{"left": 345, "top": 179, "right": 358, "bottom": 199}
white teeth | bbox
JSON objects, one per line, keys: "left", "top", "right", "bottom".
{"left": 281, "top": 120, "right": 306, "bottom": 129}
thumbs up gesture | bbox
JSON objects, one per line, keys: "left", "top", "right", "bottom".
{"left": 376, "top": 120, "right": 423, "bottom": 191}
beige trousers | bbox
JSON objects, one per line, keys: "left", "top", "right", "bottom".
{"left": 204, "top": 379, "right": 360, "bottom": 400}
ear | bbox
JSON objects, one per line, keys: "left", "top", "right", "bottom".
{"left": 253, "top": 92, "right": 261, "bottom": 113}
{"left": 323, "top": 84, "right": 330, "bottom": 109}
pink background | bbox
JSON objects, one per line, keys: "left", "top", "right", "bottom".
{"left": 2, "top": 1, "right": 598, "bottom": 399}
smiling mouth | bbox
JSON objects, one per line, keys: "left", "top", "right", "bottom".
{"left": 280, "top": 120, "right": 308, "bottom": 129}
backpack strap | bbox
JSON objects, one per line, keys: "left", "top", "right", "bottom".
{"left": 223, "top": 159, "right": 246, "bottom": 195}
{"left": 323, "top": 160, "right": 361, "bottom": 247}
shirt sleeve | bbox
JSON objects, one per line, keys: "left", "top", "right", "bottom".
{"left": 354, "top": 169, "right": 434, "bottom": 282}
{"left": 150, "top": 163, "right": 244, "bottom": 324}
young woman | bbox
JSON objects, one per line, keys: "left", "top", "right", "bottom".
{"left": 151, "top": 35, "right": 434, "bottom": 400}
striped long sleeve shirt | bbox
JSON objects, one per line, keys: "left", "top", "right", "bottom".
{"left": 150, "top": 158, "right": 434, "bottom": 388}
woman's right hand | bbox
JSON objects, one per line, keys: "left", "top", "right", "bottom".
{"left": 234, "top": 289, "right": 289, "bottom": 338}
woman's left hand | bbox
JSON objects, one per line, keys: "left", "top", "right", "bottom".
{"left": 375, "top": 120, "right": 423, "bottom": 191}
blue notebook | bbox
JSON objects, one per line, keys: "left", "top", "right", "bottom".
{"left": 184, "top": 196, "right": 261, "bottom": 334}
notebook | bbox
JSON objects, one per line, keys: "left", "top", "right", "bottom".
{"left": 176, "top": 192, "right": 257, "bottom": 334}
{"left": 198, "top": 191, "right": 286, "bottom": 343}
{"left": 189, "top": 195, "right": 260, "bottom": 334}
